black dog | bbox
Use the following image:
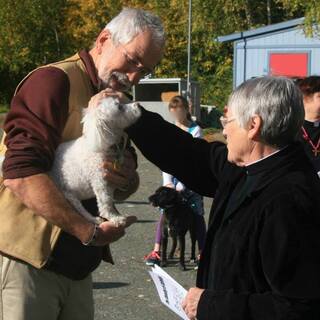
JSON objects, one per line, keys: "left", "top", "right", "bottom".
{"left": 149, "top": 186, "right": 197, "bottom": 271}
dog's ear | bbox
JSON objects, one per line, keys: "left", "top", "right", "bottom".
{"left": 148, "top": 194, "right": 159, "bottom": 207}
{"left": 82, "top": 107, "right": 107, "bottom": 152}
{"left": 148, "top": 194, "right": 155, "bottom": 202}
{"left": 156, "top": 186, "right": 165, "bottom": 193}
{"left": 149, "top": 186, "right": 166, "bottom": 207}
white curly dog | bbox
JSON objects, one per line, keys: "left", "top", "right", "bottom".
{"left": 50, "top": 97, "right": 141, "bottom": 226}
{"left": 0, "top": 97, "right": 141, "bottom": 226}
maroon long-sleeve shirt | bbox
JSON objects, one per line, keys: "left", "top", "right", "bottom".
{"left": 2, "top": 50, "right": 106, "bottom": 280}
{"left": 3, "top": 50, "right": 98, "bottom": 179}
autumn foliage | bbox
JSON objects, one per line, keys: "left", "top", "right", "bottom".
{"left": 0, "top": 0, "right": 319, "bottom": 109}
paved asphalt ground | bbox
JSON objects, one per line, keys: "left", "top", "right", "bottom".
{"left": 0, "top": 128, "right": 211, "bottom": 320}
{"left": 93, "top": 149, "right": 212, "bottom": 320}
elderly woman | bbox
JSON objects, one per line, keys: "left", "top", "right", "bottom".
{"left": 127, "top": 76, "right": 320, "bottom": 319}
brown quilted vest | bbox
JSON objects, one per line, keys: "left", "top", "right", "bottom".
{"left": 0, "top": 53, "right": 113, "bottom": 268}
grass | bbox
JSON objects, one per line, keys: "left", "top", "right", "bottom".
{"left": 0, "top": 105, "right": 8, "bottom": 128}
{"left": 202, "top": 127, "right": 226, "bottom": 144}
{"left": 0, "top": 104, "right": 9, "bottom": 113}
{"left": 203, "top": 127, "right": 223, "bottom": 135}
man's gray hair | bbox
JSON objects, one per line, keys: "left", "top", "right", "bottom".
{"left": 228, "top": 76, "right": 305, "bottom": 147}
{"left": 105, "top": 8, "right": 165, "bottom": 48}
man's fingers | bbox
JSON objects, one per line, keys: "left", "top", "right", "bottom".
{"left": 101, "top": 159, "right": 136, "bottom": 187}
{"left": 88, "top": 90, "right": 119, "bottom": 109}
{"left": 122, "top": 155, "right": 137, "bottom": 172}
{"left": 124, "top": 215, "right": 137, "bottom": 228}
{"left": 89, "top": 88, "right": 131, "bottom": 110}
{"left": 96, "top": 221, "right": 127, "bottom": 245}
{"left": 102, "top": 160, "right": 133, "bottom": 177}
{"left": 103, "top": 171, "right": 128, "bottom": 188}
{"left": 100, "top": 89, "right": 130, "bottom": 103}
{"left": 103, "top": 92, "right": 119, "bottom": 98}
{"left": 181, "top": 298, "right": 187, "bottom": 310}
{"left": 102, "top": 154, "right": 136, "bottom": 172}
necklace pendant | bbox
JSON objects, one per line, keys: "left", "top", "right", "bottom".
{"left": 313, "top": 148, "right": 320, "bottom": 157}
{"left": 113, "top": 154, "right": 124, "bottom": 171}
{"left": 113, "top": 159, "right": 121, "bottom": 171}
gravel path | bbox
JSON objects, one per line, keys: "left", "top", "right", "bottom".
{"left": 0, "top": 127, "right": 212, "bottom": 320}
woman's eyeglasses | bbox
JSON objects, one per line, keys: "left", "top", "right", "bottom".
{"left": 220, "top": 116, "right": 236, "bottom": 128}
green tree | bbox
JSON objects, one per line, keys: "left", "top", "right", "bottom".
{"left": 1, "top": 0, "right": 320, "bottom": 112}
{"left": 0, "top": 0, "right": 69, "bottom": 103}
{"left": 277, "top": 0, "right": 320, "bottom": 36}
{"left": 63, "top": 0, "right": 123, "bottom": 49}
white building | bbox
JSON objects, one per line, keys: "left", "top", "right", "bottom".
{"left": 218, "top": 17, "right": 320, "bottom": 87}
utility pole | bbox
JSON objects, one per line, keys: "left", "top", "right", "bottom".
{"left": 187, "top": 0, "right": 192, "bottom": 107}
{"left": 267, "top": 0, "right": 272, "bottom": 25}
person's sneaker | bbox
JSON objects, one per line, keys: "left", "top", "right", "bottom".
{"left": 194, "top": 254, "right": 201, "bottom": 270}
{"left": 144, "top": 250, "right": 161, "bottom": 266}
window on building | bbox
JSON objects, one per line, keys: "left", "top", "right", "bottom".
{"left": 269, "top": 52, "right": 309, "bottom": 78}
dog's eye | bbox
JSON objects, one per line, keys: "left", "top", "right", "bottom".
{"left": 118, "top": 104, "right": 124, "bottom": 111}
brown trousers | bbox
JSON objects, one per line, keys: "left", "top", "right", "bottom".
{"left": 0, "top": 254, "right": 94, "bottom": 320}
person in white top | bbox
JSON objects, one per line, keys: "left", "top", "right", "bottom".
{"left": 144, "top": 95, "right": 206, "bottom": 266}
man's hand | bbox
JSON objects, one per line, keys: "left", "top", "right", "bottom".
{"left": 93, "top": 215, "right": 137, "bottom": 246}
{"left": 88, "top": 89, "right": 130, "bottom": 110}
{"left": 102, "top": 149, "right": 137, "bottom": 191}
{"left": 182, "top": 287, "right": 205, "bottom": 320}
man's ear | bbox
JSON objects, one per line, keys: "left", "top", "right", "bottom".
{"left": 247, "top": 115, "right": 262, "bottom": 141}
{"left": 95, "top": 29, "right": 112, "bottom": 54}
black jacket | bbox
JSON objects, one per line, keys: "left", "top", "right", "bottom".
{"left": 126, "top": 107, "right": 320, "bottom": 320}
{"left": 300, "top": 120, "right": 320, "bottom": 172}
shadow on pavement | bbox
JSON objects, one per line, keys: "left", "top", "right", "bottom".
{"left": 115, "top": 200, "right": 150, "bottom": 205}
{"left": 135, "top": 219, "right": 157, "bottom": 223}
{"left": 93, "top": 282, "right": 130, "bottom": 290}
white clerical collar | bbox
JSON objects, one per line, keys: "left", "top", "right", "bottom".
{"left": 305, "top": 120, "right": 320, "bottom": 127}
{"left": 245, "top": 146, "right": 288, "bottom": 167}
{"left": 313, "top": 121, "right": 320, "bottom": 128}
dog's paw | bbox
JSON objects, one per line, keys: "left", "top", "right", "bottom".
{"left": 108, "top": 215, "right": 127, "bottom": 227}
{"left": 87, "top": 215, "right": 104, "bottom": 225}
{"left": 160, "top": 261, "right": 167, "bottom": 268}
{"left": 179, "top": 264, "right": 187, "bottom": 271}
{"left": 93, "top": 216, "right": 106, "bottom": 225}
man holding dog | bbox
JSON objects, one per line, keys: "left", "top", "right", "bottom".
{"left": 126, "top": 76, "right": 320, "bottom": 319}
{"left": 0, "top": 8, "right": 164, "bottom": 320}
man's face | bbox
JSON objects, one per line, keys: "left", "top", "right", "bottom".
{"left": 94, "top": 29, "right": 163, "bottom": 91}
{"left": 303, "top": 92, "right": 320, "bottom": 116}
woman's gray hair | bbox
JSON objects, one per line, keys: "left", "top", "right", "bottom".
{"left": 228, "top": 76, "right": 305, "bottom": 147}
{"left": 105, "top": 8, "right": 165, "bottom": 48}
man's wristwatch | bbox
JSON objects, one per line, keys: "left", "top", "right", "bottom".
{"left": 82, "top": 224, "right": 99, "bottom": 246}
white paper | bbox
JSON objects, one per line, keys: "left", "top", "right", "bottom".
{"left": 148, "top": 265, "right": 189, "bottom": 320}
